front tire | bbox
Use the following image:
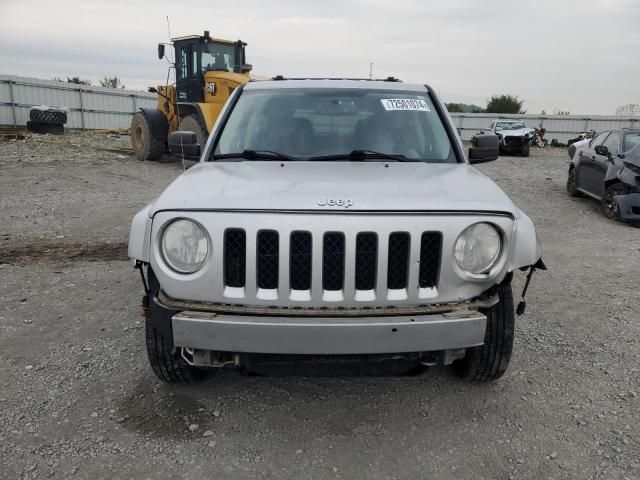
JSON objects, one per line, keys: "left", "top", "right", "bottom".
{"left": 453, "top": 282, "right": 515, "bottom": 381}
{"left": 131, "top": 111, "right": 167, "bottom": 161}
{"left": 601, "top": 183, "right": 625, "bottom": 220}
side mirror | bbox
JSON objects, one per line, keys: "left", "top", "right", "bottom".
{"left": 168, "top": 131, "right": 201, "bottom": 160}
{"left": 241, "top": 63, "right": 253, "bottom": 73}
{"left": 158, "top": 43, "right": 165, "bottom": 60}
{"left": 468, "top": 132, "right": 500, "bottom": 164}
{"left": 595, "top": 145, "right": 609, "bottom": 157}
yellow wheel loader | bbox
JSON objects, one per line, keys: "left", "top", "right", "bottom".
{"left": 131, "top": 31, "right": 252, "bottom": 161}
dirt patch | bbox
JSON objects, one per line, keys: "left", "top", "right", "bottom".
{"left": 0, "top": 240, "right": 127, "bottom": 264}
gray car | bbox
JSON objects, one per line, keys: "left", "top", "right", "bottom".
{"left": 128, "top": 78, "right": 544, "bottom": 383}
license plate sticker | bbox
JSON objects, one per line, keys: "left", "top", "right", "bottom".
{"left": 380, "top": 98, "right": 430, "bottom": 112}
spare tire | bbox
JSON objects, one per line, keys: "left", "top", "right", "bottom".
{"left": 30, "top": 110, "right": 67, "bottom": 125}
{"left": 26, "top": 121, "right": 64, "bottom": 135}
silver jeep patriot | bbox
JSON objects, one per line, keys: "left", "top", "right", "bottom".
{"left": 128, "top": 78, "right": 544, "bottom": 383}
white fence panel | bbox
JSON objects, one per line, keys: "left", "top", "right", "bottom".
{"left": 451, "top": 113, "right": 640, "bottom": 143}
{"left": 0, "top": 74, "right": 156, "bottom": 130}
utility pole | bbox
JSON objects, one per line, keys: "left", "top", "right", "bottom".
{"left": 369, "top": 62, "right": 373, "bottom": 80}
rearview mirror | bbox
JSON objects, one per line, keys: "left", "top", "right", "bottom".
{"left": 158, "top": 43, "right": 165, "bottom": 60}
{"left": 168, "top": 131, "right": 201, "bottom": 160}
{"left": 468, "top": 132, "right": 500, "bottom": 164}
{"left": 595, "top": 145, "right": 610, "bottom": 157}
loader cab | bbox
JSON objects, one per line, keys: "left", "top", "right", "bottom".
{"left": 172, "top": 32, "right": 250, "bottom": 103}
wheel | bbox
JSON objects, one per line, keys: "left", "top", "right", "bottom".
{"left": 521, "top": 141, "right": 530, "bottom": 157}
{"left": 26, "top": 121, "right": 64, "bottom": 135}
{"left": 145, "top": 320, "right": 208, "bottom": 383}
{"left": 601, "top": 183, "right": 626, "bottom": 220}
{"left": 131, "top": 111, "right": 167, "bottom": 161}
{"left": 453, "top": 282, "right": 515, "bottom": 381}
{"left": 178, "top": 114, "right": 208, "bottom": 149}
{"left": 30, "top": 109, "right": 67, "bottom": 125}
{"left": 145, "top": 269, "right": 208, "bottom": 383}
{"left": 566, "top": 167, "right": 582, "bottom": 197}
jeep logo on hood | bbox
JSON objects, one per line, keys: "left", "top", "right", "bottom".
{"left": 318, "top": 198, "right": 354, "bottom": 208}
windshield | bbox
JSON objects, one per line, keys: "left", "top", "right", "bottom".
{"left": 495, "top": 121, "right": 526, "bottom": 131}
{"left": 623, "top": 133, "right": 640, "bottom": 152}
{"left": 200, "top": 42, "right": 236, "bottom": 72}
{"left": 212, "top": 88, "right": 456, "bottom": 162}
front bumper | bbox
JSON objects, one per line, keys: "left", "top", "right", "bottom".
{"left": 171, "top": 310, "right": 487, "bottom": 355}
{"left": 614, "top": 193, "right": 640, "bottom": 223}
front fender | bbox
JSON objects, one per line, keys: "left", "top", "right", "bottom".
{"left": 508, "top": 208, "right": 543, "bottom": 271}
{"left": 128, "top": 204, "right": 153, "bottom": 262}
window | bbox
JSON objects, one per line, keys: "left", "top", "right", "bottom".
{"left": 495, "top": 121, "right": 526, "bottom": 131}
{"left": 177, "top": 47, "right": 189, "bottom": 80}
{"left": 213, "top": 88, "right": 456, "bottom": 163}
{"left": 602, "top": 133, "right": 619, "bottom": 156}
{"left": 200, "top": 42, "right": 237, "bottom": 72}
{"left": 590, "top": 132, "right": 610, "bottom": 147}
{"left": 623, "top": 133, "right": 640, "bottom": 152}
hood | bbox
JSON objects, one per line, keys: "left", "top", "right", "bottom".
{"left": 149, "top": 161, "right": 517, "bottom": 216}
{"left": 496, "top": 128, "right": 532, "bottom": 137}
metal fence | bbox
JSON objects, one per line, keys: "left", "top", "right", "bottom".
{"left": 450, "top": 113, "right": 640, "bottom": 144}
{"left": 0, "top": 74, "right": 156, "bottom": 130}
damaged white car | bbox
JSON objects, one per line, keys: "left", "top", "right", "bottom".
{"left": 128, "top": 78, "right": 545, "bottom": 383}
{"left": 490, "top": 119, "right": 535, "bottom": 157}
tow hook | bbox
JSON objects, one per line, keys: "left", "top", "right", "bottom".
{"left": 516, "top": 258, "right": 547, "bottom": 316}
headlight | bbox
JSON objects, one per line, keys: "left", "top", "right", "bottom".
{"left": 161, "top": 219, "right": 208, "bottom": 273}
{"left": 454, "top": 223, "right": 502, "bottom": 275}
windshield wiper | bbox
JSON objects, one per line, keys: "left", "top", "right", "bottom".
{"left": 212, "top": 150, "right": 300, "bottom": 161}
{"left": 307, "top": 150, "right": 416, "bottom": 162}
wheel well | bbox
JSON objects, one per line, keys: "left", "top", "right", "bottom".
{"left": 176, "top": 103, "right": 206, "bottom": 127}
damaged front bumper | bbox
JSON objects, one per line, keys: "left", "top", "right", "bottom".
{"left": 613, "top": 193, "right": 640, "bottom": 223}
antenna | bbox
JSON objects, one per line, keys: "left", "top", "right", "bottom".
{"left": 165, "top": 16, "right": 185, "bottom": 172}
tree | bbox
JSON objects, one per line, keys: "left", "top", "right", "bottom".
{"left": 99, "top": 76, "right": 125, "bottom": 89}
{"left": 53, "top": 76, "right": 91, "bottom": 85}
{"left": 446, "top": 103, "right": 463, "bottom": 113}
{"left": 485, "top": 94, "right": 525, "bottom": 114}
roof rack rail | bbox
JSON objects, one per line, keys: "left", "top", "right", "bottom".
{"left": 271, "top": 76, "right": 402, "bottom": 82}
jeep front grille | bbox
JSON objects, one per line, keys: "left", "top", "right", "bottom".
{"left": 221, "top": 228, "right": 441, "bottom": 303}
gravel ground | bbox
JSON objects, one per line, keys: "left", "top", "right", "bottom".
{"left": 1, "top": 132, "right": 639, "bottom": 480}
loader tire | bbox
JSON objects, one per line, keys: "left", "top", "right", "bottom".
{"left": 178, "top": 114, "right": 208, "bottom": 150}
{"left": 131, "top": 111, "right": 167, "bottom": 161}
{"left": 29, "top": 110, "right": 67, "bottom": 125}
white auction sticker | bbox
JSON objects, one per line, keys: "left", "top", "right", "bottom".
{"left": 381, "top": 98, "right": 430, "bottom": 111}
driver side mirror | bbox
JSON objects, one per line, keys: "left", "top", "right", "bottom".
{"left": 158, "top": 43, "right": 165, "bottom": 60}
{"left": 168, "top": 131, "right": 201, "bottom": 160}
{"left": 468, "top": 132, "right": 500, "bottom": 164}
{"left": 241, "top": 63, "right": 253, "bottom": 73}
{"left": 595, "top": 145, "right": 610, "bottom": 157}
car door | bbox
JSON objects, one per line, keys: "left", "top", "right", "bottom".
{"left": 576, "top": 131, "right": 609, "bottom": 195}
{"left": 590, "top": 132, "right": 620, "bottom": 198}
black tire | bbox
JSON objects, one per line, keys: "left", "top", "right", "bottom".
{"left": 521, "top": 142, "right": 530, "bottom": 157}
{"left": 145, "top": 320, "right": 208, "bottom": 384}
{"left": 131, "top": 111, "right": 167, "bottom": 161}
{"left": 178, "top": 114, "right": 208, "bottom": 149}
{"left": 453, "top": 282, "right": 515, "bottom": 381}
{"left": 145, "top": 268, "right": 207, "bottom": 383}
{"left": 601, "top": 183, "right": 626, "bottom": 220}
{"left": 566, "top": 167, "right": 582, "bottom": 197}
{"left": 30, "top": 109, "right": 67, "bottom": 125}
{"left": 26, "top": 121, "right": 64, "bottom": 135}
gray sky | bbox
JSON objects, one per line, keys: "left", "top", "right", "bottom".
{"left": 1, "top": 0, "right": 638, "bottom": 114}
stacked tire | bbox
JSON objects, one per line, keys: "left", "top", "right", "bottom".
{"left": 27, "top": 107, "right": 67, "bottom": 135}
